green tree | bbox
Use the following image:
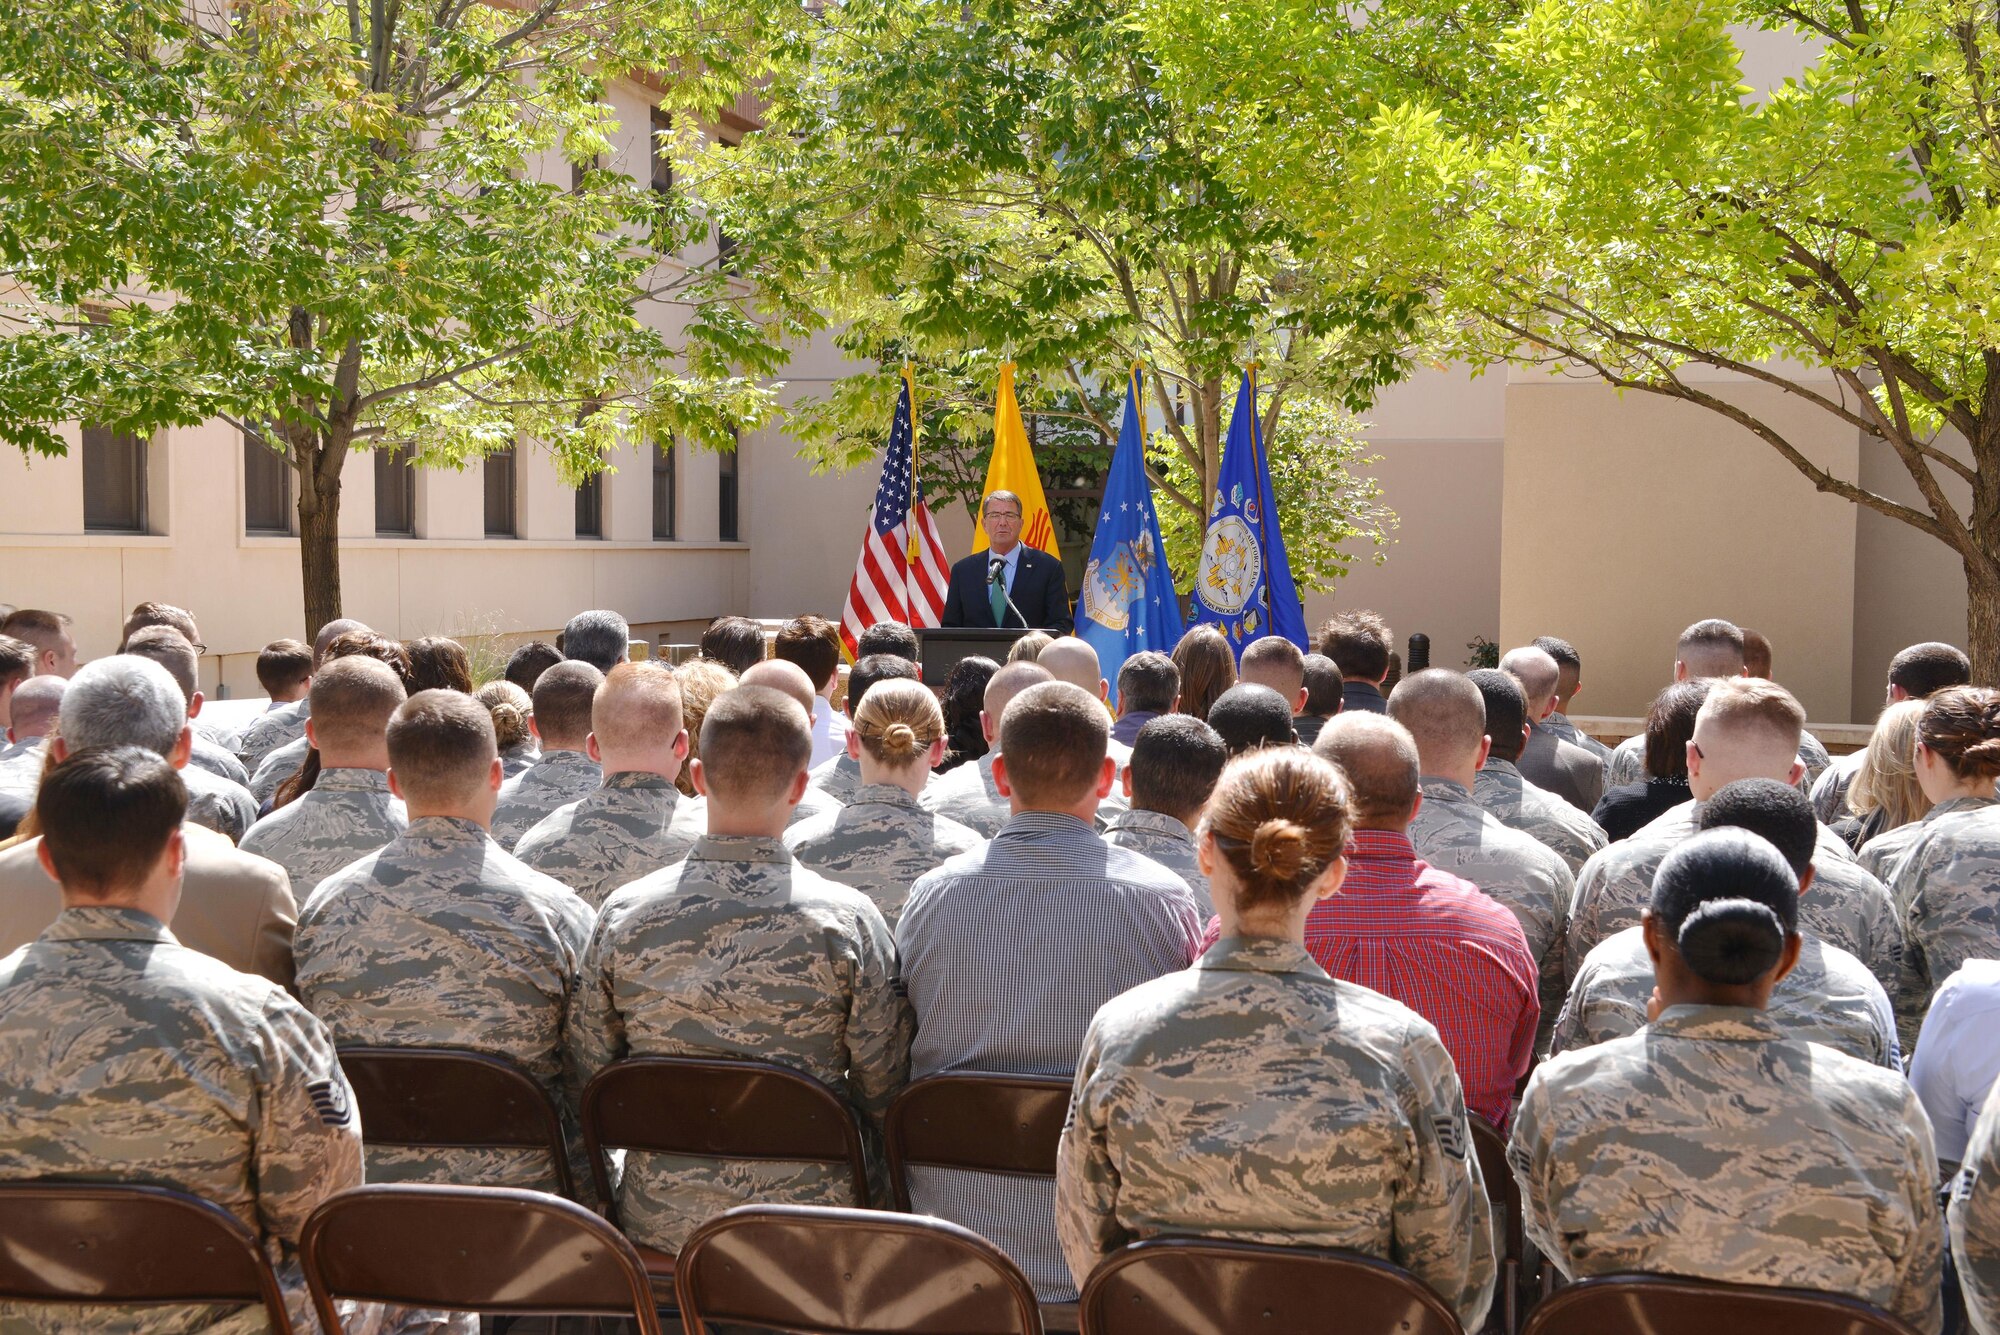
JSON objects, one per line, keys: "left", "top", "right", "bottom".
{"left": 1147, "top": 0, "right": 2000, "bottom": 677}
{"left": 702, "top": 0, "right": 1400, "bottom": 594}
{"left": 0, "top": 0, "right": 790, "bottom": 633}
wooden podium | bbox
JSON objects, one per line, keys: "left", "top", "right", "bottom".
{"left": 914, "top": 628, "right": 1036, "bottom": 689}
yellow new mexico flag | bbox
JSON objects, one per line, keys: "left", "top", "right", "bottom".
{"left": 971, "top": 362, "right": 1061, "bottom": 558}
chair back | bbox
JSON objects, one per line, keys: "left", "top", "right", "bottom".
{"left": 1470, "top": 1114, "right": 1524, "bottom": 1334}
{"left": 338, "top": 1046, "right": 573, "bottom": 1198}
{"left": 300, "top": 1183, "right": 662, "bottom": 1333}
{"left": 1078, "top": 1237, "right": 1463, "bottom": 1335}
{"left": 885, "top": 1072, "right": 1073, "bottom": 1210}
{"left": 0, "top": 1182, "right": 294, "bottom": 1333}
{"left": 1520, "top": 1275, "right": 1924, "bottom": 1335}
{"left": 674, "top": 1204, "right": 1042, "bottom": 1335}
{"left": 581, "top": 1056, "right": 872, "bottom": 1227}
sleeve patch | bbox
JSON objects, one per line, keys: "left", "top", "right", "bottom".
{"left": 1434, "top": 1112, "right": 1468, "bottom": 1161}
{"left": 309, "top": 1078, "right": 353, "bottom": 1127}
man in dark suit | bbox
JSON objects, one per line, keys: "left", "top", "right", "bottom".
{"left": 941, "top": 491, "right": 1072, "bottom": 631}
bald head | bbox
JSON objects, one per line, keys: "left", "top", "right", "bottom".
{"left": 1038, "top": 637, "right": 1106, "bottom": 699}
{"left": 7, "top": 675, "right": 65, "bottom": 743}
{"left": 1239, "top": 636, "right": 1307, "bottom": 711}
{"left": 591, "top": 662, "right": 687, "bottom": 778}
{"left": 1387, "top": 668, "right": 1488, "bottom": 779}
{"left": 1688, "top": 676, "right": 1808, "bottom": 799}
{"left": 307, "top": 656, "right": 407, "bottom": 760}
{"left": 314, "top": 618, "right": 370, "bottom": 665}
{"left": 1677, "top": 618, "right": 1747, "bottom": 680}
{"left": 1314, "top": 713, "right": 1420, "bottom": 829}
{"left": 982, "top": 662, "right": 1054, "bottom": 742}
{"left": 1498, "top": 646, "right": 1560, "bottom": 718}
{"left": 739, "top": 659, "right": 817, "bottom": 715}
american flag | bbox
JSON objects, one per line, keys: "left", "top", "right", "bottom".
{"left": 840, "top": 372, "right": 949, "bottom": 658}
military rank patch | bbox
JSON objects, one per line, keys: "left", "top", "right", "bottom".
{"left": 309, "top": 1077, "right": 353, "bottom": 1127}
{"left": 1434, "top": 1111, "right": 1468, "bottom": 1161}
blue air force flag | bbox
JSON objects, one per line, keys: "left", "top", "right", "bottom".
{"left": 1191, "top": 369, "right": 1309, "bottom": 654}
{"left": 1075, "top": 369, "right": 1184, "bottom": 703}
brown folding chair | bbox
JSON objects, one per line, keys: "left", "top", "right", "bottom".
{"left": 674, "top": 1203, "right": 1043, "bottom": 1335}
{"left": 580, "top": 1056, "right": 873, "bottom": 1298}
{"left": 300, "top": 1183, "right": 663, "bottom": 1334}
{"left": 1470, "top": 1114, "right": 1526, "bottom": 1335}
{"left": 884, "top": 1072, "right": 1077, "bottom": 1331}
{"left": 1077, "top": 1237, "right": 1464, "bottom": 1335}
{"left": 1519, "top": 1274, "right": 1924, "bottom": 1335}
{"left": 0, "top": 1182, "right": 295, "bottom": 1333}
{"left": 337, "top": 1046, "right": 574, "bottom": 1200}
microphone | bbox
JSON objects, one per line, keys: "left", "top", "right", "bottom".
{"left": 989, "top": 556, "right": 1031, "bottom": 629}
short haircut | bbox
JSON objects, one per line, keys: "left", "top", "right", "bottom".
{"left": 9, "top": 676, "right": 66, "bottom": 739}
{"left": 1313, "top": 713, "right": 1420, "bottom": 824}
{"left": 1206, "top": 684, "right": 1298, "bottom": 756}
{"left": 699, "top": 684, "right": 813, "bottom": 802}
{"left": 505, "top": 641, "right": 564, "bottom": 694}
{"left": 850, "top": 653, "right": 921, "bottom": 715}
{"left": 984, "top": 661, "right": 1054, "bottom": 725}
{"left": 1239, "top": 636, "right": 1306, "bottom": 702}
{"left": 1645, "top": 680, "right": 1713, "bottom": 779}
{"left": 700, "top": 616, "right": 766, "bottom": 675}
{"left": 60, "top": 656, "right": 186, "bottom": 756}
{"left": 564, "top": 610, "right": 632, "bottom": 673}
{"left": 0, "top": 610, "right": 73, "bottom": 660}
{"left": 387, "top": 690, "right": 498, "bottom": 804}
{"left": 256, "top": 640, "right": 313, "bottom": 695}
{"left": 1889, "top": 642, "right": 1972, "bottom": 699}
{"left": 1697, "top": 676, "right": 1806, "bottom": 755}
{"left": 37, "top": 747, "right": 186, "bottom": 897}
{"left": 405, "top": 636, "right": 473, "bottom": 694}
{"left": 312, "top": 618, "right": 370, "bottom": 664}
{"left": 1203, "top": 748, "right": 1352, "bottom": 912}
{"left": 999, "top": 681, "right": 1109, "bottom": 804}
{"left": 1467, "top": 669, "right": 1527, "bottom": 762}
{"left": 1741, "top": 629, "right": 1773, "bottom": 678}
{"left": 1129, "top": 714, "right": 1226, "bottom": 821}
{"left": 1697, "top": 778, "right": 1816, "bottom": 878}
{"left": 1117, "top": 651, "right": 1180, "bottom": 715}
{"left": 1171, "top": 626, "right": 1237, "bottom": 722}
{"left": 531, "top": 660, "right": 605, "bottom": 747}
{"left": 1301, "top": 654, "right": 1343, "bottom": 717}
{"left": 592, "top": 662, "right": 684, "bottom": 749}
{"left": 1037, "top": 637, "right": 1103, "bottom": 693}
{"left": 1386, "top": 669, "right": 1486, "bottom": 769}
{"left": 120, "top": 627, "right": 198, "bottom": 704}
{"left": 1918, "top": 685, "right": 2000, "bottom": 782}
{"left": 1678, "top": 619, "right": 1747, "bottom": 678}
{"left": 309, "top": 657, "right": 407, "bottom": 753}
{"left": 1532, "top": 636, "right": 1581, "bottom": 673}
{"left": 983, "top": 490, "right": 1023, "bottom": 518}
{"left": 323, "top": 631, "right": 415, "bottom": 690}
{"left": 119, "top": 602, "right": 199, "bottom": 651}
{"left": 0, "top": 636, "right": 35, "bottom": 690}
{"left": 856, "top": 621, "right": 920, "bottom": 662}
{"left": 774, "top": 615, "right": 842, "bottom": 692}
{"left": 1316, "top": 610, "right": 1392, "bottom": 682}
{"left": 1650, "top": 828, "right": 1799, "bottom": 987}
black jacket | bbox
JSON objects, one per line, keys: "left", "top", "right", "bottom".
{"left": 941, "top": 547, "right": 1072, "bottom": 631}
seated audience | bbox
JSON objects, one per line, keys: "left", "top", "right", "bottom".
{"left": 1206, "top": 683, "right": 1299, "bottom": 756}
{"left": 0, "top": 636, "right": 36, "bottom": 737}
{"left": 855, "top": 619, "right": 920, "bottom": 662}
{"left": 673, "top": 659, "right": 737, "bottom": 797}
{"left": 1106, "top": 714, "right": 1226, "bottom": 915}
{"left": 1500, "top": 645, "right": 1604, "bottom": 813}
{"left": 239, "top": 658, "right": 409, "bottom": 904}
{"left": 738, "top": 660, "right": 844, "bottom": 827}
{"left": 1533, "top": 635, "right": 1611, "bottom": 760}
{"left": 476, "top": 679, "right": 539, "bottom": 777}
{"left": 700, "top": 614, "right": 765, "bottom": 675}
{"left": 787, "top": 678, "right": 983, "bottom": 923}
{"left": 1468, "top": 667, "right": 1607, "bottom": 873}
{"left": 1293, "top": 652, "right": 1342, "bottom": 747}
{"left": 296, "top": 689, "right": 593, "bottom": 1193}
{"left": 1514, "top": 829, "right": 1941, "bottom": 1335}
{"left": 0, "top": 747, "right": 361, "bottom": 1334}
{"left": 920, "top": 661, "right": 1054, "bottom": 837}
{"left": 504, "top": 639, "right": 564, "bottom": 695}
{"left": 516, "top": 662, "right": 706, "bottom": 909}
{"left": 1237, "top": 636, "right": 1308, "bottom": 715}
{"left": 1913, "top": 960, "right": 2000, "bottom": 1176}
{"left": 937, "top": 654, "right": 999, "bottom": 775}
{"left": 899, "top": 680, "right": 1202, "bottom": 1301}
{"left": 1306, "top": 713, "right": 1538, "bottom": 1127}
{"left": 1816, "top": 641, "right": 1973, "bottom": 822}
{"left": 405, "top": 634, "right": 473, "bottom": 694}
{"left": 774, "top": 614, "right": 850, "bottom": 767}
{"left": 1318, "top": 610, "right": 1393, "bottom": 715}
{"left": 0, "top": 608, "right": 79, "bottom": 678}
{"left": 1591, "top": 681, "right": 1707, "bottom": 841}
{"left": 124, "top": 625, "right": 255, "bottom": 790}
{"left": 490, "top": 660, "right": 605, "bottom": 846}
{"left": 1952, "top": 1078, "right": 2000, "bottom": 1335}
{"left": 1057, "top": 745, "right": 1495, "bottom": 1332}
{"left": 1846, "top": 700, "right": 1935, "bottom": 869}
{"left": 1604, "top": 619, "right": 1749, "bottom": 787}
{"left": 1554, "top": 779, "right": 1899, "bottom": 1071}
{"left": 256, "top": 638, "right": 313, "bottom": 706}
{"left": 564, "top": 608, "right": 632, "bottom": 674}
{"left": 570, "top": 684, "right": 910, "bottom": 1250}
{"left": 248, "top": 628, "right": 407, "bottom": 803}
{"left": 237, "top": 617, "right": 367, "bottom": 772}
{"left": 808, "top": 653, "right": 923, "bottom": 803}
{"left": 1109, "top": 650, "right": 1178, "bottom": 748}
{"left": 1169, "top": 625, "right": 1235, "bottom": 722}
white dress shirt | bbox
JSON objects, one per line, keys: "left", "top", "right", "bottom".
{"left": 1912, "top": 958, "right": 2000, "bottom": 1164}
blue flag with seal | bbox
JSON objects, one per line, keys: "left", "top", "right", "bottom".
{"left": 1192, "top": 367, "right": 1309, "bottom": 654}
{"left": 1075, "top": 368, "right": 1184, "bottom": 703}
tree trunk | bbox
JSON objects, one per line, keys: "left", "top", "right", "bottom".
{"left": 1968, "top": 555, "right": 2000, "bottom": 687}
{"left": 295, "top": 436, "right": 344, "bottom": 637}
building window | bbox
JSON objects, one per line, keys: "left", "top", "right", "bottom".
{"left": 715, "top": 140, "right": 739, "bottom": 271}
{"left": 717, "top": 430, "right": 740, "bottom": 542}
{"left": 650, "top": 107, "right": 672, "bottom": 196}
{"left": 575, "top": 472, "right": 603, "bottom": 539}
{"left": 652, "top": 440, "right": 677, "bottom": 541}
{"left": 243, "top": 430, "right": 291, "bottom": 534}
{"left": 374, "top": 446, "right": 415, "bottom": 535}
{"left": 81, "top": 424, "right": 148, "bottom": 533}
{"left": 484, "top": 444, "right": 516, "bottom": 537}
{"left": 571, "top": 152, "right": 596, "bottom": 193}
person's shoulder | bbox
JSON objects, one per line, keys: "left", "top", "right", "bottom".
{"left": 186, "top": 824, "right": 289, "bottom": 886}
{"left": 782, "top": 807, "right": 842, "bottom": 850}
{"left": 514, "top": 799, "right": 586, "bottom": 856}
{"left": 786, "top": 860, "right": 891, "bottom": 925}
{"left": 1932, "top": 957, "right": 2000, "bottom": 1009}
{"left": 1802, "top": 1037, "right": 1920, "bottom": 1111}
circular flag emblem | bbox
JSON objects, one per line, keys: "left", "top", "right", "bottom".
{"left": 1198, "top": 515, "right": 1261, "bottom": 615}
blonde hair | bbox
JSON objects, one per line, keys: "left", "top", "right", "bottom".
{"left": 1848, "top": 699, "right": 1931, "bottom": 827}
{"left": 1201, "top": 747, "right": 1352, "bottom": 910}
{"left": 853, "top": 678, "right": 944, "bottom": 767}
{"left": 475, "top": 680, "right": 533, "bottom": 751}
{"left": 1007, "top": 631, "right": 1055, "bottom": 664}
{"left": 675, "top": 659, "right": 740, "bottom": 796}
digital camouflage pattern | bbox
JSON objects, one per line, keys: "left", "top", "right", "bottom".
{"left": 237, "top": 700, "right": 310, "bottom": 773}
{"left": 0, "top": 907, "right": 363, "bottom": 1335}
{"left": 1056, "top": 938, "right": 1496, "bottom": 1330}
{"left": 1950, "top": 1074, "right": 2000, "bottom": 1335}
{"left": 1798, "top": 730, "right": 1835, "bottom": 787}
{"left": 1891, "top": 802, "right": 2000, "bottom": 1051}
{"left": 295, "top": 816, "right": 594, "bottom": 1196}
{"left": 1547, "top": 711, "right": 1612, "bottom": 762}
{"left": 514, "top": 771, "right": 706, "bottom": 910}
{"left": 783, "top": 783, "right": 985, "bottom": 924}
{"left": 182, "top": 763, "right": 259, "bottom": 844}
{"left": 1604, "top": 732, "right": 1648, "bottom": 789}
{"left": 190, "top": 733, "right": 253, "bottom": 787}
{"left": 248, "top": 735, "right": 311, "bottom": 805}
{"left": 1513, "top": 1005, "right": 1943, "bottom": 1335}
{"left": 239, "top": 768, "right": 408, "bottom": 904}
{"left": 1473, "top": 759, "right": 1609, "bottom": 874}
{"left": 1551, "top": 927, "right": 1901, "bottom": 1070}
{"left": 569, "top": 835, "right": 912, "bottom": 1253}
{"left": 1866, "top": 796, "right": 1999, "bottom": 905}
{"left": 491, "top": 748, "right": 602, "bottom": 848}
{"left": 921, "top": 751, "right": 1011, "bottom": 837}
{"left": 807, "top": 750, "right": 863, "bottom": 804}
{"left": 499, "top": 741, "right": 537, "bottom": 780}
{"left": 1102, "top": 809, "right": 1210, "bottom": 916}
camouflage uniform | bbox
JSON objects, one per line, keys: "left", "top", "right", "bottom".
{"left": 499, "top": 741, "right": 537, "bottom": 780}
{"left": 491, "top": 748, "right": 602, "bottom": 848}
{"left": 1814, "top": 752, "right": 1865, "bottom": 825}
{"left": 1891, "top": 802, "right": 2000, "bottom": 1051}
{"left": 249, "top": 735, "right": 311, "bottom": 806}
{"left": 1411, "top": 777, "right": 1576, "bottom": 1032}
{"left": 190, "top": 733, "right": 253, "bottom": 787}
{"left": 569, "top": 835, "right": 913, "bottom": 1253}
{"left": 1473, "top": 758, "right": 1609, "bottom": 874}
{"left": 295, "top": 816, "right": 595, "bottom": 1195}
{"left": 1566, "top": 803, "right": 1901, "bottom": 1002}
{"left": 1102, "top": 809, "right": 1211, "bottom": 916}
{"left": 1512, "top": 1005, "right": 1943, "bottom": 1335}
{"left": 0, "top": 907, "right": 363, "bottom": 1335}
{"left": 1603, "top": 733, "right": 1647, "bottom": 790}
{"left": 239, "top": 768, "right": 408, "bottom": 904}
{"left": 1863, "top": 796, "right": 1998, "bottom": 904}
{"left": 237, "top": 700, "right": 309, "bottom": 773}
{"left": 921, "top": 751, "right": 1011, "bottom": 837}
{"left": 1547, "top": 711, "right": 1611, "bottom": 761}
{"left": 807, "top": 751, "right": 863, "bottom": 804}
{"left": 783, "top": 783, "right": 985, "bottom": 925}
{"left": 1056, "top": 937, "right": 1496, "bottom": 1330}
{"left": 515, "top": 771, "right": 707, "bottom": 910}
{"left": 1551, "top": 926, "right": 1901, "bottom": 1070}
{"left": 1951, "top": 1075, "right": 2000, "bottom": 1335}
{"left": 788, "top": 782, "right": 841, "bottom": 830}
{"left": 182, "top": 763, "right": 260, "bottom": 844}
{"left": 1798, "top": 729, "right": 1834, "bottom": 787}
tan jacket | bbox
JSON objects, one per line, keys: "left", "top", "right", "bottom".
{"left": 0, "top": 823, "right": 297, "bottom": 988}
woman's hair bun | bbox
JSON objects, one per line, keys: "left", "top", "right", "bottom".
{"left": 1676, "top": 897, "right": 1785, "bottom": 986}
{"left": 880, "top": 721, "right": 918, "bottom": 758}
{"left": 1248, "top": 818, "right": 1310, "bottom": 881}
